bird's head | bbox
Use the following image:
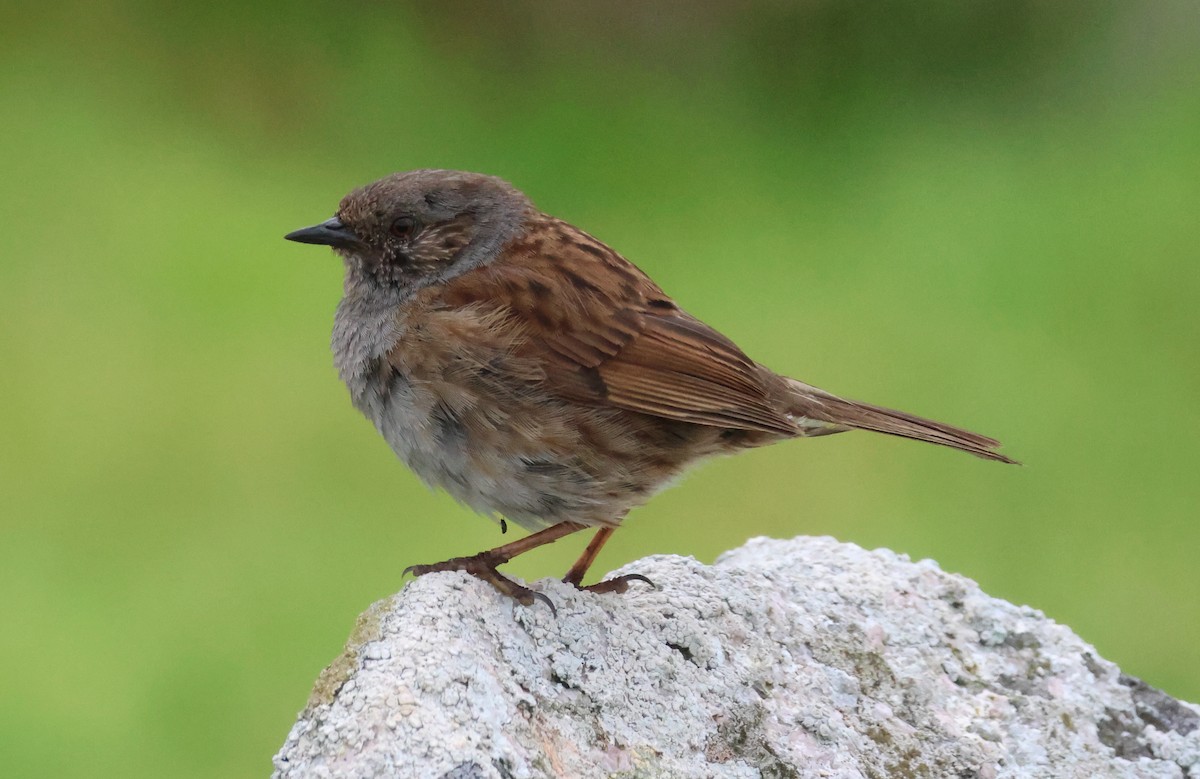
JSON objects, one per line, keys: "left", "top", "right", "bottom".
{"left": 285, "top": 169, "right": 531, "bottom": 292}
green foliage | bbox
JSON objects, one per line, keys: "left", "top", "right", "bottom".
{"left": 1, "top": 2, "right": 1197, "bottom": 776}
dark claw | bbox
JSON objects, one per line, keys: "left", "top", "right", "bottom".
{"left": 620, "top": 573, "right": 657, "bottom": 589}
{"left": 528, "top": 589, "right": 557, "bottom": 617}
{"left": 578, "top": 572, "right": 656, "bottom": 595}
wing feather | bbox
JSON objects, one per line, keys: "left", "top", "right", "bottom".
{"left": 426, "top": 213, "right": 1013, "bottom": 460}
{"left": 441, "top": 217, "right": 798, "bottom": 436}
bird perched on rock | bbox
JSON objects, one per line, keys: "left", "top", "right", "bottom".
{"left": 285, "top": 170, "right": 1015, "bottom": 609}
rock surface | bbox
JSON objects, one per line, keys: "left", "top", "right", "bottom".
{"left": 272, "top": 536, "right": 1200, "bottom": 778}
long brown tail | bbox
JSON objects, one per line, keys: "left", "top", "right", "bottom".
{"left": 784, "top": 378, "right": 1018, "bottom": 464}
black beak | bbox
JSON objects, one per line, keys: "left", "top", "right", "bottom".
{"left": 284, "top": 217, "right": 361, "bottom": 248}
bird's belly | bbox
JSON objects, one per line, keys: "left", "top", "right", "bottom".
{"left": 353, "top": 363, "right": 633, "bottom": 529}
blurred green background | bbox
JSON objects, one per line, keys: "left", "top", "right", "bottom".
{"left": 2, "top": 1, "right": 1198, "bottom": 776}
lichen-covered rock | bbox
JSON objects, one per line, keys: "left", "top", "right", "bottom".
{"left": 272, "top": 536, "right": 1200, "bottom": 778}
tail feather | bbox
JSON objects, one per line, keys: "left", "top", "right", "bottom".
{"left": 784, "top": 379, "right": 1018, "bottom": 464}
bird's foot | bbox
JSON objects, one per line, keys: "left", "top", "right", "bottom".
{"left": 404, "top": 553, "right": 556, "bottom": 614}
{"left": 568, "top": 572, "right": 656, "bottom": 595}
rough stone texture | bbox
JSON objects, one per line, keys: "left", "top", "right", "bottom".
{"left": 272, "top": 536, "right": 1200, "bottom": 778}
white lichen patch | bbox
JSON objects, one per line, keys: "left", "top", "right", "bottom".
{"left": 273, "top": 536, "right": 1200, "bottom": 779}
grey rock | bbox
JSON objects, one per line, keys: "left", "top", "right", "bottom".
{"left": 272, "top": 536, "right": 1200, "bottom": 778}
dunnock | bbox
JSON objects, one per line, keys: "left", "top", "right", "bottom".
{"left": 286, "top": 170, "right": 1014, "bottom": 609}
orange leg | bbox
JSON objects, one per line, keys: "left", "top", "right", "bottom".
{"left": 562, "top": 527, "right": 616, "bottom": 586}
{"left": 562, "top": 526, "right": 654, "bottom": 595}
{"left": 405, "top": 521, "right": 588, "bottom": 611}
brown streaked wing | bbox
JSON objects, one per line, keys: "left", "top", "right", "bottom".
{"left": 460, "top": 217, "right": 798, "bottom": 436}
{"left": 592, "top": 314, "right": 797, "bottom": 434}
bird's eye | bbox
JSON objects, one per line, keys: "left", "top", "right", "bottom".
{"left": 390, "top": 216, "right": 418, "bottom": 239}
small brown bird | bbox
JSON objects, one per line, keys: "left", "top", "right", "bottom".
{"left": 286, "top": 170, "right": 1014, "bottom": 609}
